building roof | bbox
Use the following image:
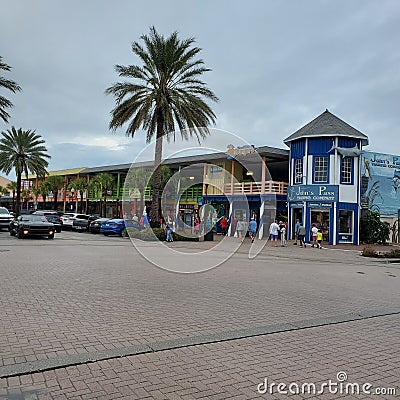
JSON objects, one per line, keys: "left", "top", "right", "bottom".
{"left": 81, "top": 146, "right": 289, "bottom": 175}
{"left": 27, "top": 167, "right": 87, "bottom": 179}
{"left": 283, "top": 109, "right": 369, "bottom": 146}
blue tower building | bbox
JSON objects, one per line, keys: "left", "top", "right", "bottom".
{"left": 284, "top": 110, "right": 369, "bottom": 245}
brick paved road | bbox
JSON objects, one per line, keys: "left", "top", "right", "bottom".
{"left": 0, "top": 231, "right": 399, "bottom": 399}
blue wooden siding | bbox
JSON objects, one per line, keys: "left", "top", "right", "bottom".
{"left": 308, "top": 138, "right": 334, "bottom": 155}
{"left": 290, "top": 139, "right": 305, "bottom": 158}
{"left": 337, "top": 138, "right": 359, "bottom": 148}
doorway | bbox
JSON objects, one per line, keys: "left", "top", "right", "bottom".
{"left": 310, "top": 210, "right": 330, "bottom": 243}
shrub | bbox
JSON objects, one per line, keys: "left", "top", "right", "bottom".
{"left": 361, "top": 246, "right": 378, "bottom": 257}
{"left": 360, "top": 211, "right": 390, "bottom": 244}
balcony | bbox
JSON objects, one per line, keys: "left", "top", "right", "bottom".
{"left": 205, "top": 180, "right": 288, "bottom": 196}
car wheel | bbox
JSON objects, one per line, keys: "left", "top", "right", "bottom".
{"left": 56, "top": 227, "right": 62, "bottom": 233}
{"left": 48, "top": 233, "right": 54, "bottom": 240}
{"left": 103, "top": 232, "right": 109, "bottom": 236}
{"left": 10, "top": 230, "right": 15, "bottom": 236}
{"left": 17, "top": 231, "right": 24, "bottom": 239}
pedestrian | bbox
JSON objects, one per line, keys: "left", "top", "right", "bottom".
{"left": 269, "top": 220, "right": 279, "bottom": 246}
{"left": 280, "top": 223, "right": 286, "bottom": 247}
{"left": 311, "top": 224, "right": 318, "bottom": 247}
{"left": 165, "top": 213, "right": 174, "bottom": 242}
{"left": 298, "top": 223, "right": 306, "bottom": 247}
{"left": 248, "top": 218, "right": 257, "bottom": 243}
{"left": 294, "top": 219, "right": 300, "bottom": 245}
{"left": 220, "top": 215, "right": 228, "bottom": 235}
{"left": 193, "top": 216, "right": 200, "bottom": 237}
{"left": 317, "top": 229, "right": 323, "bottom": 249}
{"left": 236, "top": 217, "right": 247, "bottom": 241}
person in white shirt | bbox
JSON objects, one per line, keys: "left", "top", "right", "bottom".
{"left": 311, "top": 224, "right": 318, "bottom": 248}
{"left": 269, "top": 220, "right": 280, "bottom": 246}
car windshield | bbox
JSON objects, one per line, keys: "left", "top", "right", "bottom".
{"left": 0, "top": 208, "right": 10, "bottom": 214}
{"left": 20, "top": 215, "right": 47, "bottom": 222}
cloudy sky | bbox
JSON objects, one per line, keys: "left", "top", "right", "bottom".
{"left": 1, "top": 0, "right": 399, "bottom": 176}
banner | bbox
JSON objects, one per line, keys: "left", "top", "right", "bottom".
{"left": 361, "top": 151, "right": 400, "bottom": 217}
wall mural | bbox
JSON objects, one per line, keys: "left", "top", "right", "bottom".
{"left": 361, "top": 151, "right": 400, "bottom": 217}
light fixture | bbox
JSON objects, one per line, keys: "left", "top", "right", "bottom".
{"left": 189, "top": 176, "right": 195, "bottom": 180}
{"left": 246, "top": 171, "right": 254, "bottom": 176}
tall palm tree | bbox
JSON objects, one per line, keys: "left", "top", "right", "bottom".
{"left": 0, "top": 127, "right": 50, "bottom": 216}
{"left": 6, "top": 181, "right": 16, "bottom": 212}
{"left": 46, "top": 175, "right": 65, "bottom": 211}
{"left": 68, "top": 177, "right": 88, "bottom": 213}
{"left": 0, "top": 56, "right": 22, "bottom": 123}
{"left": 91, "top": 173, "right": 114, "bottom": 217}
{"left": 106, "top": 27, "right": 218, "bottom": 226}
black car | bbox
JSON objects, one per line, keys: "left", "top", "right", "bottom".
{"left": 10, "top": 215, "right": 56, "bottom": 239}
{"left": 33, "top": 211, "right": 63, "bottom": 233}
{"left": 88, "top": 218, "right": 110, "bottom": 234}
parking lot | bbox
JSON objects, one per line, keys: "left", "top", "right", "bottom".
{"left": 0, "top": 229, "right": 399, "bottom": 399}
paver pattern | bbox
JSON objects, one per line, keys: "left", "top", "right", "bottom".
{"left": 0, "top": 231, "right": 399, "bottom": 399}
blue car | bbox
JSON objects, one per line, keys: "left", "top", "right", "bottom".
{"left": 100, "top": 218, "right": 126, "bottom": 236}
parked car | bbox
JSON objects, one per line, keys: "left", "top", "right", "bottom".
{"left": 88, "top": 217, "right": 110, "bottom": 234}
{"left": 0, "top": 207, "right": 14, "bottom": 231}
{"left": 9, "top": 214, "right": 55, "bottom": 239}
{"left": 60, "top": 213, "right": 89, "bottom": 230}
{"left": 100, "top": 218, "right": 126, "bottom": 236}
{"left": 72, "top": 215, "right": 98, "bottom": 232}
{"left": 33, "top": 210, "right": 63, "bottom": 233}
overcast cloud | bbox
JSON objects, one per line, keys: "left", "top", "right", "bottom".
{"left": 1, "top": 0, "right": 399, "bottom": 176}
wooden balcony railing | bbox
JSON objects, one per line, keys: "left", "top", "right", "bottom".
{"left": 205, "top": 181, "right": 288, "bottom": 196}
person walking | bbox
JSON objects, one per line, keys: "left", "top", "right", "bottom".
{"left": 298, "top": 223, "right": 306, "bottom": 247}
{"left": 193, "top": 216, "right": 200, "bottom": 237}
{"left": 280, "top": 223, "right": 286, "bottom": 247}
{"left": 220, "top": 215, "right": 228, "bottom": 235}
{"left": 236, "top": 218, "right": 247, "bottom": 241}
{"left": 165, "top": 213, "right": 174, "bottom": 242}
{"left": 269, "top": 220, "right": 279, "bottom": 246}
{"left": 248, "top": 218, "right": 257, "bottom": 243}
{"left": 317, "top": 229, "right": 323, "bottom": 249}
{"left": 311, "top": 224, "right": 318, "bottom": 247}
{"left": 294, "top": 219, "right": 300, "bottom": 245}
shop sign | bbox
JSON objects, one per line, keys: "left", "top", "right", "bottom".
{"left": 308, "top": 202, "right": 332, "bottom": 209}
{"left": 287, "top": 185, "right": 338, "bottom": 202}
{"left": 226, "top": 144, "right": 256, "bottom": 158}
{"left": 289, "top": 202, "right": 303, "bottom": 208}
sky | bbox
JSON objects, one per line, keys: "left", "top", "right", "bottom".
{"left": 1, "top": 0, "right": 400, "bottom": 177}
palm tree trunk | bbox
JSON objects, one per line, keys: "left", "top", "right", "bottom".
{"left": 54, "top": 191, "right": 58, "bottom": 211}
{"left": 149, "top": 120, "right": 163, "bottom": 227}
{"left": 12, "top": 190, "right": 15, "bottom": 213}
{"left": 139, "top": 190, "right": 144, "bottom": 217}
{"left": 16, "top": 172, "right": 22, "bottom": 217}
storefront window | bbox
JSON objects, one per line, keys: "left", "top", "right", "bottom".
{"left": 340, "top": 157, "right": 353, "bottom": 184}
{"left": 294, "top": 158, "right": 303, "bottom": 184}
{"left": 311, "top": 210, "right": 330, "bottom": 242}
{"left": 339, "top": 210, "right": 353, "bottom": 234}
{"left": 314, "top": 156, "right": 328, "bottom": 182}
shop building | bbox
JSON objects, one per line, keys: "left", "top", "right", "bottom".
{"left": 284, "top": 109, "right": 369, "bottom": 245}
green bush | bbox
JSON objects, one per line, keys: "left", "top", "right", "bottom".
{"left": 360, "top": 211, "right": 390, "bottom": 244}
{"left": 126, "top": 227, "right": 198, "bottom": 242}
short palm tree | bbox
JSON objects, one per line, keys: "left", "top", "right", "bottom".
{"left": 68, "top": 177, "right": 88, "bottom": 213}
{"left": 6, "top": 181, "right": 16, "bottom": 212}
{"left": 91, "top": 173, "right": 114, "bottom": 217}
{"left": 38, "top": 180, "right": 51, "bottom": 209}
{"left": 0, "top": 56, "right": 22, "bottom": 123}
{"left": 46, "top": 175, "right": 65, "bottom": 211}
{"left": 0, "top": 127, "right": 50, "bottom": 216}
{"left": 106, "top": 27, "right": 218, "bottom": 226}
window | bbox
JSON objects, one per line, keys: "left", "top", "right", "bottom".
{"left": 340, "top": 157, "right": 353, "bottom": 184}
{"left": 313, "top": 156, "right": 328, "bottom": 182}
{"left": 339, "top": 210, "right": 353, "bottom": 234}
{"left": 294, "top": 158, "right": 303, "bottom": 184}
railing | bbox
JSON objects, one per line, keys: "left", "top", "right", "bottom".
{"left": 216, "top": 181, "right": 288, "bottom": 195}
